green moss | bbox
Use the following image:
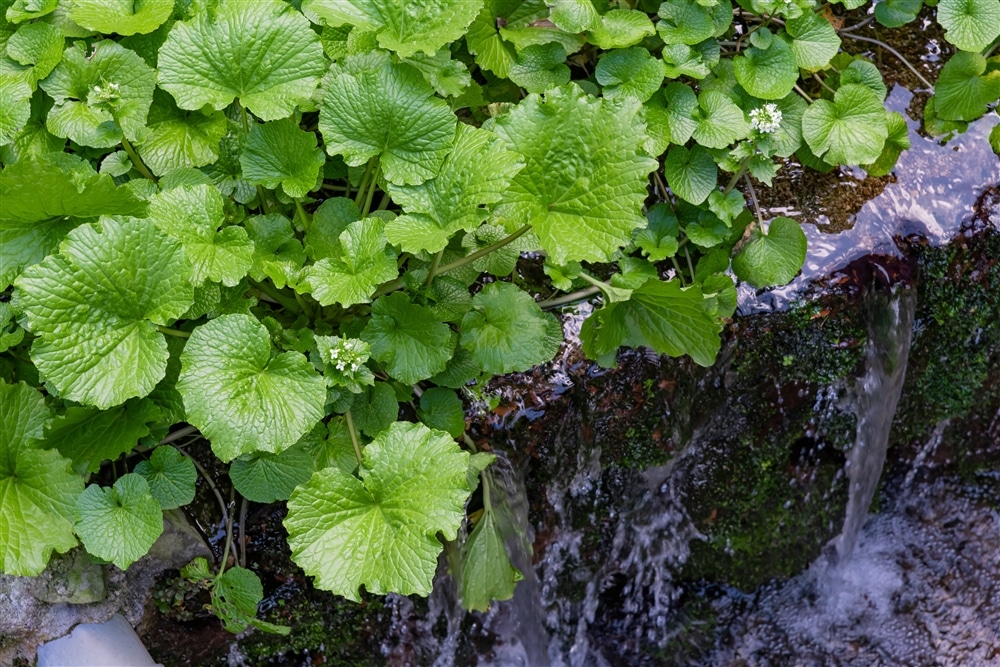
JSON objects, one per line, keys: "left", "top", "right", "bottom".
{"left": 893, "top": 232, "right": 1000, "bottom": 468}
{"left": 212, "top": 591, "right": 386, "bottom": 667}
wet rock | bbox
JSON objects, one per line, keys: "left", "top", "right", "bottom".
{"left": 0, "top": 510, "right": 210, "bottom": 665}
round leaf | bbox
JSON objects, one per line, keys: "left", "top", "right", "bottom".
{"left": 459, "top": 282, "right": 562, "bottom": 375}
{"left": 734, "top": 38, "right": 800, "bottom": 100}
{"left": 69, "top": 0, "right": 173, "bottom": 36}
{"left": 801, "top": 83, "right": 888, "bottom": 165}
{"left": 74, "top": 474, "right": 164, "bottom": 570}
{"left": 361, "top": 293, "right": 457, "bottom": 384}
{"left": 320, "top": 52, "right": 456, "bottom": 186}
{"left": 933, "top": 51, "right": 1000, "bottom": 122}
{"left": 732, "top": 217, "right": 808, "bottom": 287}
{"left": 493, "top": 85, "right": 658, "bottom": 264}
{"left": 596, "top": 47, "right": 665, "bottom": 103}
{"left": 158, "top": 0, "right": 325, "bottom": 120}
{"left": 937, "top": 0, "right": 1000, "bottom": 52}
{"left": 285, "top": 421, "right": 472, "bottom": 601}
{"left": 15, "top": 217, "right": 194, "bottom": 408}
{"left": 0, "top": 380, "right": 82, "bottom": 576}
{"left": 230, "top": 442, "right": 314, "bottom": 504}
{"left": 664, "top": 144, "right": 717, "bottom": 205}
{"left": 240, "top": 118, "right": 325, "bottom": 198}
{"left": 177, "top": 314, "right": 327, "bottom": 462}
{"left": 134, "top": 446, "right": 197, "bottom": 510}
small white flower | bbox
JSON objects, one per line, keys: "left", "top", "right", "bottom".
{"left": 750, "top": 103, "right": 782, "bottom": 134}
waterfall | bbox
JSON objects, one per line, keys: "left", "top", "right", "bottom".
{"left": 827, "top": 285, "right": 916, "bottom": 568}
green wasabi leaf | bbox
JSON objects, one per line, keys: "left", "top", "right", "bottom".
{"left": 508, "top": 42, "right": 571, "bottom": 93}
{"left": 493, "top": 85, "right": 658, "bottom": 264}
{"left": 596, "top": 47, "right": 665, "bottom": 103}
{"left": 15, "top": 217, "right": 193, "bottom": 408}
{"left": 932, "top": 51, "right": 1000, "bottom": 122}
{"left": 636, "top": 203, "right": 680, "bottom": 261}
{"left": 734, "top": 38, "right": 800, "bottom": 100}
{"left": 786, "top": 12, "right": 840, "bottom": 71}
{"left": 245, "top": 214, "right": 306, "bottom": 290}
{"left": 937, "top": 0, "right": 1000, "bottom": 52}
{"left": 285, "top": 421, "right": 472, "bottom": 600}
{"left": 548, "top": 0, "right": 599, "bottom": 32}
{"left": 661, "top": 39, "right": 720, "bottom": 79}
{"left": 148, "top": 185, "right": 254, "bottom": 287}
{"left": 307, "top": 197, "right": 361, "bottom": 260}
{"left": 134, "top": 446, "right": 197, "bottom": 510}
{"left": 840, "top": 59, "right": 887, "bottom": 101}
{"left": 732, "top": 216, "right": 807, "bottom": 287}
{"left": 304, "top": 418, "right": 359, "bottom": 475}
{"left": 580, "top": 279, "right": 723, "bottom": 367}
{"left": 460, "top": 282, "right": 562, "bottom": 374}
{"left": 300, "top": 218, "right": 398, "bottom": 308}
{"left": 990, "top": 123, "right": 1000, "bottom": 155}
{"left": 349, "top": 382, "right": 398, "bottom": 437}
{"left": 465, "top": 0, "right": 520, "bottom": 77}
{"left": 0, "top": 153, "right": 146, "bottom": 287}
{"left": 6, "top": 0, "right": 58, "bottom": 23}
{"left": 75, "top": 474, "right": 163, "bottom": 570}
{"left": 362, "top": 292, "right": 457, "bottom": 384}
{"left": 461, "top": 223, "right": 532, "bottom": 276}
{"left": 417, "top": 387, "right": 466, "bottom": 439}
{"left": 693, "top": 90, "right": 749, "bottom": 149}
{"left": 874, "top": 0, "right": 922, "bottom": 27}
{"left": 137, "top": 89, "right": 228, "bottom": 177}
{"left": 44, "top": 398, "right": 160, "bottom": 475}
{"left": 0, "top": 302, "right": 26, "bottom": 353}
{"left": 708, "top": 189, "right": 746, "bottom": 225}
{"left": 158, "top": 0, "right": 325, "bottom": 120}
{"left": 38, "top": 41, "right": 153, "bottom": 147}
{"left": 386, "top": 124, "right": 524, "bottom": 254}
{"left": 230, "top": 441, "right": 314, "bottom": 504}
{"left": 0, "top": 380, "right": 82, "bottom": 576}
{"left": 319, "top": 52, "right": 456, "bottom": 186}
{"left": 241, "top": 118, "right": 325, "bottom": 198}
{"left": 304, "top": 0, "right": 483, "bottom": 57}
{"left": 801, "top": 83, "right": 888, "bottom": 165}
{"left": 588, "top": 8, "right": 655, "bottom": 49}
{"left": 863, "top": 111, "right": 910, "bottom": 176}
{"left": 212, "top": 566, "right": 286, "bottom": 634}
{"left": 460, "top": 507, "right": 523, "bottom": 611}
{"left": 664, "top": 144, "right": 717, "bottom": 205}
{"left": 644, "top": 82, "right": 699, "bottom": 154}
{"left": 69, "top": 0, "right": 173, "bottom": 36}
{"left": 177, "top": 314, "right": 327, "bottom": 462}
{"left": 403, "top": 48, "right": 473, "bottom": 97}
{"left": 656, "top": 0, "right": 730, "bottom": 46}
{"left": 0, "top": 73, "right": 31, "bottom": 145}
{"left": 6, "top": 21, "right": 63, "bottom": 87}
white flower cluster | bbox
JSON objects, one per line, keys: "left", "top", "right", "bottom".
{"left": 92, "top": 81, "right": 121, "bottom": 104}
{"left": 328, "top": 337, "right": 369, "bottom": 375}
{"left": 749, "top": 103, "right": 782, "bottom": 134}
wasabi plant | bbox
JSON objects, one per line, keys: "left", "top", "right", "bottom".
{"left": 1, "top": 0, "right": 997, "bottom": 631}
